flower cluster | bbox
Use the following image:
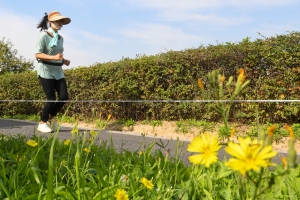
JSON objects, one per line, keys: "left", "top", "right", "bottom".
{"left": 187, "top": 128, "right": 281, "bottom": 175}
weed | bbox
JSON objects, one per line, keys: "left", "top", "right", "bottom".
{"left": 125, "top": 118, "right": 135, "bottom": 127}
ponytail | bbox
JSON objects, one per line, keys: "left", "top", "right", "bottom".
{"left": 37, "top": 12, "right": 49, "bottom": 31}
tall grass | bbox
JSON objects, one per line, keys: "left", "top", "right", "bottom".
{"left": 0, "top": 127, "right": 299, "bottom": 199}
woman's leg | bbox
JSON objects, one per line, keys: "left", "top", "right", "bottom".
{"left": 50, "top": 78, "right": 68, "bottom": 117}
{"left": 38, "top": 76, "right": 56, "bottom": 123}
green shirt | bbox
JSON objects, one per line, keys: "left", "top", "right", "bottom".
{"left": 35, "top": 28, "right": 65, "bottom": 80}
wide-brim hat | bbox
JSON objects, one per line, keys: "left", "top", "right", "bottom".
{"left": 48, "top": 11, "right": 71, "bottom": 25}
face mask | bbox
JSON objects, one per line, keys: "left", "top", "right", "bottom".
{"left": 52, "top": 22, "right": 62, "bottom": 30}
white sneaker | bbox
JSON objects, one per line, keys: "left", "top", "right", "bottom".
{"left": 48, "top": 119, "right": 58, "bottom": 131}
{"left": 37, "top": 123, "right": 52, "bottom": 133}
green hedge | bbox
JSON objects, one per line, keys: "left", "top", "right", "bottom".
{"left": 1, "top": 32, "right": 300, "bottom": 123}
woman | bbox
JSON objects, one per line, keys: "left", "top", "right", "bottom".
{"left": 35, "top": 11, "right": 71, "bottom": 133}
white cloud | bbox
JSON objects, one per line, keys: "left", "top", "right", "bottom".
{"left": 127, "top": 0, "right": 297, "bottom": 10}
{"left": 120, "top": 23, "right": 207, "bottom": 51}
{"left": 0, "top": 10, "right": 99, "bottom": 68}
{"left": 0, "top": 10, "right": 39, "bottom": 61}
{"left": 81, "top": 31, "right": 115, "bottom": 44}
{"left": 158, "top": 12, "right": 251, "bottom": 25}
{"left": 125, "top": 0, "right": 297, "bottom": 24}
{"left": 126, "top": 0, "right": 221, "bottom": 10}
{"left": 228, "top": 0, "right": 297, "bottom": 7}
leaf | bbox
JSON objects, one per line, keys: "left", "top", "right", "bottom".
{"left": 203, "top": 188, "right": 214, "bottom": 200}
{"left": 92, "top": 184, "right": 121, "bottom": 200}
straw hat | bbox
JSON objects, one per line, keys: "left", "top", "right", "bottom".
{"left": 48, "top": 11, "right": 71, "bottom": 25}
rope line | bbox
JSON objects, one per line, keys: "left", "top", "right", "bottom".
{"left": 0, "top": 100, "right": 299, "bottom": 103}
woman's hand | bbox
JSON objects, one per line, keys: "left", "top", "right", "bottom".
{"left": 63, "top": 59, "right": 71, "bottom": 66}
{"left": 52, "top": 53, "right": 64, "bottom": 61}
{"left": 35, "top": 53, "right": 64, "bottom": 61}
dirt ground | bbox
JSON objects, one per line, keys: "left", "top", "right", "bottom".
{"left": 62, "top": 120, "right": 300, "bottom": 154}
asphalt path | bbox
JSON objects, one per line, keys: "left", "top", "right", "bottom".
{"left": 0, "top": 118, "right": 298, "bottom": 165}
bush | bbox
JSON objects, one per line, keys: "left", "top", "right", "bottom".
{"left": 1, "top": 32, "right": 300, "bottom": 123}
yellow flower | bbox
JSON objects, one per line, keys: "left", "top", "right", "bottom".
{"left": 140, "top": 177, "right": 154, "bottom": 190}
{"left": 26, "top": 139, "right": 38, "bottom": 147}
{"left": 220, "top": 75, "right": 225, "bottom": 84}
{"left": 108, "top": 114, "right": 112, "bottom": 121}
{"left": 114, "top": 189, "right": 129, "bottom": 200}
{"left": 225, "top": 137, "right": 277, "bottom": 175}
{"left": 71, "top": 128, "right": 78, "bottom": 134}
{"left": 64, "top": 139, "right": 71, "bottom": 145}
{"left": 279, "top": 94, "right": 285, "bottom": 99}
{"left": 197, "top": 78, "right": 204, "bottom": 89}
{"left": 187, "top": 133, "right": 221, "bottom": 167}
{"left": 90, "top": 130, "right": 97, "bottom": 137}
{"left": 237, "top": 68, "right": 246, "bottom": 84}
{"left": 83, "top": 148, "right": 90, "bottom": 153}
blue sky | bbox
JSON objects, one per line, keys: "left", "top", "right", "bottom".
{"left": 0, "top": 0, "right": 300, "bottom": 69}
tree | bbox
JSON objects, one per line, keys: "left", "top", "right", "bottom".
{"left": 0, "top": 37, "right": 33, "bottom": 75}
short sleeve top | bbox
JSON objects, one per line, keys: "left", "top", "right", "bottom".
{"left": 35, "top": 28, "right": 65, "bottom": 80}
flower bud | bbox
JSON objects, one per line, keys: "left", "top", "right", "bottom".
{"left": 287, "top": 139, "right": 297, "bottom": 168}
{"left": 241, "top": 80, "right": 250, "bottom": 89}
{"left": 258, "top": 129, "right": 265, "bottom": 143}
{"left": 266, "top": 125, "right": 276, "bottom": 146}
{"left": 219, "top": 83, "right": 224, "bottom": 99}
{"left": 226, "top": 76, "right": 233, "bottom": 88}
{"left": 212, "top": 70, "right": 216, "bottom": 83}
{"left": 285, "top": 125, "right": 297, "bottom": 168}
{"left": 281, "top": 157, "right": 288, "bottom": 170}
{"left": 230, "top": 128, "right": 236, "bottom": 141}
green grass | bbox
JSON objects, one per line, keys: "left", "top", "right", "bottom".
{"left": 0, "top": 115, "right": 299, "bottom": 199}
{"left": 175, "top": 119, "right": 216, "bottom": 134}
{"left": 0, "top": 129, "right": 299, "bottom": 199}
{"left": 0, "top": 114, "right": 40, "bottom": 122}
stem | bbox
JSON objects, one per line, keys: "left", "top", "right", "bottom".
{"left": 251, "top": 168, "right": 264, "bottom": 200}
{"left": 220, "top": 104, "right": 230, "bottom": 143}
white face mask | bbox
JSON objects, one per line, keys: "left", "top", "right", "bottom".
{"left": 52, "top": 22, "right": 62, "bottom": 30}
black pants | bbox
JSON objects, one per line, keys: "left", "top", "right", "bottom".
{"left": 39, "top": 76, "right": 68, "bottom": 122}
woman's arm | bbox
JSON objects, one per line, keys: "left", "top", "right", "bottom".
{"left": 35, "top": 53, "right": 64, "bottom": 61}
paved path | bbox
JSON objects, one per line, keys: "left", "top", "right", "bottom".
{"left": 0, "top": 118, "right": 297, "bottom": 165}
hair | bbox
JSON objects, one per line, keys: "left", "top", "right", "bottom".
{"left": 37, "top": 12, "right": 49, "bottom": 31}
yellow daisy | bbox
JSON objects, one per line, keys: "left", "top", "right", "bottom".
{"left": 114, "top": 189, "right": 129, "bottom": 200}
{"left": 225, "top": 137, "right": 277, "bottom": 175}
{"left": 71, "top": 128, "right": 78, "bottom": 135}
{"left": 26, "top": 139, "right": 38, "bottom": 147}
{"left": 83, "top": 148, "right": 90, "bottom": 153}
{"left": 187, "top": 133, "right": 222, "bottom": 167}
{"left": 140, "top": 177, "right": 154, "bottom": 190}
{"left": 90, "top": 130, "right": 97, "bottom": 137}
{"left": 64, "top": 139, "right": 71, "bottom": 145}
